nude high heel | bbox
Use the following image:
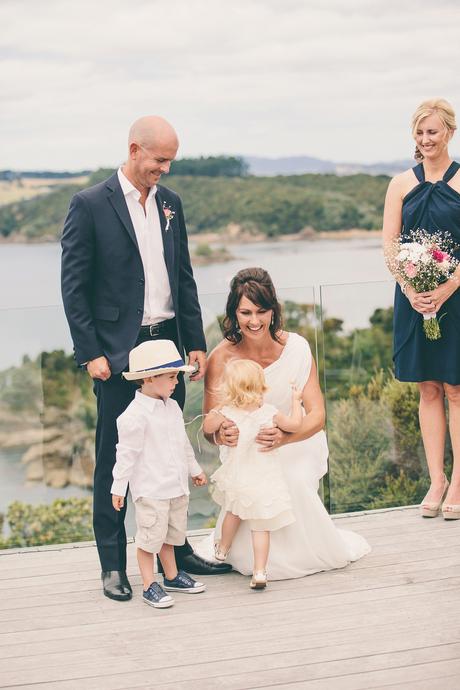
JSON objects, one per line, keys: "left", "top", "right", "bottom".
{"left": 442, "top": 502, "right": 460, "bottom": 520}
{"left": 420, "top": 477, "right": 449, "bottom": 518}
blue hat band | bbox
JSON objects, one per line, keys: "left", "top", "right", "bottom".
{"left": 133, "top": 358, "right": 185, "bottom": 373}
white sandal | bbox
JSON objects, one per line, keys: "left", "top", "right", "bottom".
{"left": 250, "top": 570, "right": 267, "bottom": 590}
{"left": 214, "top": 542, "right": 229, "bottom": 562}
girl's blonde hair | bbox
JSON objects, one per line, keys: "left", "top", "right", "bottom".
{"left": 220, "top": 359, "right": 268, "bottom": 408}
{"left": 412, "top": 98, "right": 456, "bottom": 160}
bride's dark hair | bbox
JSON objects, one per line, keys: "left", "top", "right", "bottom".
{"left": 223, "top": 267, "right": 283, "bottom": 344}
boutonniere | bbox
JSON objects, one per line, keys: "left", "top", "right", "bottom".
{"left": 162, "top": 201, "right": 176, "bottom": 231}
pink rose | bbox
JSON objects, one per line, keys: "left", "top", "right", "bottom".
{"left": 431, "top": 248, "right": 449, "bottom": 263}
{"left": 405, "top": 262, "right": 418, "bottom": 278}
{"left": 164, "top": 209, "right": 172, "bottom": 218}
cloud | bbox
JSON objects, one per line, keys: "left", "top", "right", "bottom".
{"left": 1, "top": 0, "right": 459, "bottom": 168}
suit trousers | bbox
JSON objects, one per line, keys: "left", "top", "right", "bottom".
{"left": 92, "top": 319, "right": 192, "bottom": 572}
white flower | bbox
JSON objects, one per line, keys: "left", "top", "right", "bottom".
{"left": 397, "top": 249, "right": 409, "bottom": 261}
{"left": 401, "top": 243, "right": 424, "bottom": 263}
{"left": 440, "top": 260, "right": 451, "bottom": 273}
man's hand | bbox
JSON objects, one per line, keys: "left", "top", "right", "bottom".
{"left": 188, "top": 350, "right": 206, "bottom": 382}
{"left": 192, "top": 472, "right": 207, "bottom": 486}
{"left": 112, "top": 495, "right": 124, "bottom": 511}
{"left": 87, "top": 356, "right": 111, "bottom": 381}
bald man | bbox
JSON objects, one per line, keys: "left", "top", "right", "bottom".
{"left": 61, "top": 116, "right": 231, "bottom": 601}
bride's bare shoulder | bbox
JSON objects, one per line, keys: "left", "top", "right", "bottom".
{"left": 207, "top": 340, "right": 236, "bottom": 372}
{"left": 277, "top": 330, "right": 290, "bottom": 346}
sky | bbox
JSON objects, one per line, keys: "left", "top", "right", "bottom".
{"left": 1, "top": 0, "right": 460, "bottom": 170}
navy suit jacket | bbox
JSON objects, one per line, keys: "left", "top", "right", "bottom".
{"left": 61, "top": 173, "right": 206, "bottom": 374}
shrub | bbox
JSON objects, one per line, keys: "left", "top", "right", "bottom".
{"left": 327, "top": 397, "right": 393, "bottom": 512}
{"left": 381, "top": 377, "right": 423, "bottom": 478}
{"left": 371, "top": 470, "right": 427, "bottom": 509}
{"left": 195, "top": 243, "right": 212, "bottom": 257}
{"left": 1, "top": 498, "right": 93, "bottom": 549}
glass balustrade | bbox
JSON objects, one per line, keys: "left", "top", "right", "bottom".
{"left": 0, "top": 305, "right": 94, "bottom": 547}
{"left": 320, "top": 280, "right": 430, "bottom": 514}
{"left": 0, "top": 280, "right": 431, "bottom": 549}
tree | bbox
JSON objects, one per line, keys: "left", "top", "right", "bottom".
{"left": 170, "top": 156, "right": 248, "bottom": 177}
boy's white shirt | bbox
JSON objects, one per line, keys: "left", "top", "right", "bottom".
{"left": 111, "top": 390, "right": 202, "bottom": 501}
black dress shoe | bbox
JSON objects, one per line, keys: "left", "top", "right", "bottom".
{"left": 157, "top": 552, "right": 232, "bottom": 576}
{"left": 102, "top": 570, "right": 133, "bottom": 601}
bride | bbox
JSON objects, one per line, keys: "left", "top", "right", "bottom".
{"left": 199, "top": 267, "right": 370, "bottom": 580}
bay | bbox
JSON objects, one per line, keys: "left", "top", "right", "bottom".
{"left": 0, "top": 237, "right": 392, "bottom": 367}
{"left": 0, "top": 237, "right": 391, "bottom": 310}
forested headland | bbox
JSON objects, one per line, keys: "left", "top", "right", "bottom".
{"left": 0, "top": 157, "right": 389, "bottom": 242}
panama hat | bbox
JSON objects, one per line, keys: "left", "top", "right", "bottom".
{"left": 122, "top": 340, "right": 195, "bottom": 381}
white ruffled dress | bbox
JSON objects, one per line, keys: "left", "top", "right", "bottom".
{"left": 210, "top": 403, "right": 295, "bottom": 531}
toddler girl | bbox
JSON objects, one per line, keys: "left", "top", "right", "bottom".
{"left": 203, "top": 358, "right": 302, "bottom": 589}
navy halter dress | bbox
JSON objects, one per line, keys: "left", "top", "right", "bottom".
{"left": 393, "top": 161, "right": 460, "bottom": 384}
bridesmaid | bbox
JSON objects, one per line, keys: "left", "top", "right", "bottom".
{"left": 382, "top": 98, "right": 460, "bottom": 519}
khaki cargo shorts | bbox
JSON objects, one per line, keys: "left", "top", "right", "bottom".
{"left": 134, "top": 494, "right": 189, "bottom": 553}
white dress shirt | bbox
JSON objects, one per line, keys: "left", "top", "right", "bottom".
{"left": 111, "top": 391, "right": 202, "bottom": 501}
{"left": 117, "top": 168, "right": 174, "bottom": 325}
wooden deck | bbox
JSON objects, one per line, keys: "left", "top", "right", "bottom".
{"left": 1, "top": 506, "right": 460, "bottom": 690}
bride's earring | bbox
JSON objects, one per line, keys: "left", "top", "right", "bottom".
{"left": 236, "top": 321, "right": 241, "bottom": 333}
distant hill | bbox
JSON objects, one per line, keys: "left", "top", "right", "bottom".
{"left": 335, "top": 160, "right": 414, "bottom": 176}
{"left": 0, "top": 170, "right": 91, "bottom": 181}
{"left": 245, "top": 156, "right": 418, "bottom": 177}
{"left": 245, "top": 156, "right": 337, "bottom": 176}
{"left": 5, "top": 152, "right": 460, "bottom": 182}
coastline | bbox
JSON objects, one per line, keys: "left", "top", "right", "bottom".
{"left": 0, "top": 228, "right": 382, "bottom": 247}
{"left": 0, "top": 234, "right": 59, "bottom": 245}
{"left": 189, "top": 228, "right": 382, "bottom": 244}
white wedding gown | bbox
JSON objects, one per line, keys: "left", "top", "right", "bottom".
{"left": 198, "top": 332, "right": 371, "bottom": 580}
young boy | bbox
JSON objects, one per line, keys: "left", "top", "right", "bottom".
{"left": 111, "top": 340, "right": 208, "bottom": 608}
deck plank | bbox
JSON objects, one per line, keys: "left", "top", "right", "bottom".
{"left": 0, "top": 507, "right": 459, "bottom": 689}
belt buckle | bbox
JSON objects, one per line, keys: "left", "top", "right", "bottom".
{"left": 149, "top": 323, "right": 161, "bottom": 336}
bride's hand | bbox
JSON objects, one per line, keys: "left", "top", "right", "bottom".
{"left": 216, "top": 418, "right": 239, "bottom": 447}
{"left": 256, "top": 425, "right": 286, "bottom": 452}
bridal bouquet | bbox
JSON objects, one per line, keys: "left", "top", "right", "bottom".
{"left": 388, "top": 229, "right": 458, "bottom": 340}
